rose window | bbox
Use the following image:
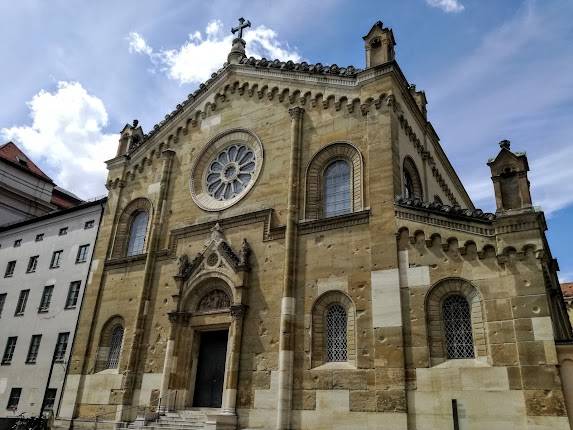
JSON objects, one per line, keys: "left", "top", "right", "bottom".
{"left": 190, "top": 129, "right": 263, "bottom": 211}
{"left": 206, "top": 145, "right": 256, "bottom": 201}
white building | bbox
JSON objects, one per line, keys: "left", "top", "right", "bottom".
{"left": 0, "top": 142, "right": 82, "bottom": 226}
{"left": 0, "top": 198, "right": 106, "bottom": 420}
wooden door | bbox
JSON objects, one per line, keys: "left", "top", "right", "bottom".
{"left": 193, "top": 330, "right": 228, "bottom": 408}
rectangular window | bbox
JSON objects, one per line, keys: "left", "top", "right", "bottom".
{"left": 84, "top": 220, "right": 94, "bottom": 229}
{"left": 54, "top": 332, "right": 69, "bottom": 362}
{"left": 26, "top": 335, "right": 42, "bottom": 364}
{"left": 35, "top": 233, "right": 44, "bottom": 242}
{"left": 26, "top": 256, "right": 39, "bottom": 273}
{"left": 38, "top": 286, "right": 54, "bottom": 313}
{"left": 50, "top": 250, "right": 63, "bottom": 269}
{"left": 43, "top": 388, "right": 57, "bottom": 411}
{"left": 65, "top": 281, "right": 81, "bottom": 309}
{"left": 6, "top": 388, "right": 21, "bottom": 410}
{"left": 2, "top": 337, "right": 17, "bottom": 365}
{"left": 13, "top": 239, "right": 21, "bottom": 247}
{"left": 76, "top": 244, "right": 90, "bottom": 263}
{"left": 4, "top": 260, "right": 16, "bottom": 277}
{"left": 59, "top": 227, "right": 68, "bottom": 236}
{"left": 15, "top": 290, "right": 29, "bottom": 316}
{"left": 0, "top": 294, "right": 6, "bottom": 318}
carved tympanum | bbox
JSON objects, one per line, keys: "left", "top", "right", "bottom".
{"left": 197, "top": 289, "right": 231, "bottom": 312}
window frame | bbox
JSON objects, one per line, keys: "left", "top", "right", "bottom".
{"left": 14, "top": 290, "right": 29, "bottom": 316}
{"left": 442, "top": 294, "right": 475, "bottom": 360}
{"left": 65, "top": 281, "right": 81, "bottom": 309}
{"left": 26, "top": 256, "right": 39, "bottom": 273}
{"left": 54, "top": 332, "right": 69, "bottom": 363}
{"left": 4, "top": 260, "right": 16, "bottom": 278}
{"left": 43, "top": 388, "right": 57, "bottom": 411}
{"left": 76, "top": 244, "right": 90, "bottom": 264}
{"left": 59, "top": 227, "right": 68, "bottom": 236}
{"left": 84, "top": 220, "right": 95, "bottom": 229}
{"left": 325, "top": 303, "right": 348, "bottom": 362}
{"left": 26, "top": 334, "right": 42, "bottom": 364}
{"left": 2, "top": 337, "right": 18, "bottom": 365}
{"left": 50, "top": 250, "right": 63, "bottom": 269}
{"left": 13, "top": 239, "right": 21, "bottom": 248}
{"left": 38, "top": 285, "right": 54, "bottom": 313}
{"left": 35, "top": 233, "right": 44, "bottom": 242}
{"left": 7, "top": 388, "right": 22, "bottom": 410}
{"left": 0, "top": 293, "right": 6, "bottom": 318}
{"left": 106, "top": 325, "right": 124, "bottom": 369}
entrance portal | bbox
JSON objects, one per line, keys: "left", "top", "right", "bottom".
{"left": 193, "top": 330, "right": 228, "bottom": 408}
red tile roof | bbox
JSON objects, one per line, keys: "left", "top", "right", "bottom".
{"left": 562, "top": 282, "right": 573, "bottom": 299}
{"left": 0, "top": 141, "right": 52, "bottom": 182}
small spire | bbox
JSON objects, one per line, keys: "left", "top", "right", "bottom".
{"left": 499, "top": 139, "right": 511, "bottom": 150}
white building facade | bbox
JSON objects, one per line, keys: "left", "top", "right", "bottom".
{"left": 0, "top": 198, "right": 106, "bottom": 419}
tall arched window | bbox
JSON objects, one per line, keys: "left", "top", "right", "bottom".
{"left": 107, "top": 325, "right": 124, "bottom": 369}
{"left": 442, "top": 295, "right": 474, "bottom": 359}
{"left": 323, "top": 160, "right": 351, "bottom": 217}
{"left": 326, "top": 304, "right": 348, "bottom": 362}
{"left": 404, "top": 171, "right": 415, "bottom": 199}
{"left": 126, "top": 211, "right": 148, "bottom": 256}
{"left": 403, "top": 157, "right": 423, "bottom": 200}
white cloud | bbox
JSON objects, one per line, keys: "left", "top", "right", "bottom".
{"left": 1, "top": 81, "right": 117, "bottom": 199}
{"left": 425, "top": 0, "right": 464, "bottom": 13}
{"left": 128, "top": 20, "right": 301, "bottom": 85}
{"left": 127, "top": 32, "right": 153, "bottom": 56}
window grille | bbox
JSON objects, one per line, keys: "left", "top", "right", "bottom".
{"left": 127, "top": 212, "right": 148, "bottom": 256}
{"left": 323, "top": 160, "right": 351, "bottom": 217}
{"left": 326, "top": 304, "right": 348, "bottom": 362}
{"left": 443, "top": 295, "right": 475, "bottom": 359}
{"left": 107, "top": 326, "right": 124, "bottom": 369}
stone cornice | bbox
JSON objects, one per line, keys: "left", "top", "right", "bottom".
{"left": 298, "top": 209, "right": 370, "bottom": 235}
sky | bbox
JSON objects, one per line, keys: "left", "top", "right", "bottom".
{"left": 0, "top": 0, "right": 572, "bottom": 280}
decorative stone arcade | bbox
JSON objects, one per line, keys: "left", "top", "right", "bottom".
{"left": 159, "top": 224, "right": 251, "bottom": 429}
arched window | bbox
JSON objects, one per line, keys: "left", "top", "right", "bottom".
{"left": 107, "top": 326, "right": 124, "bottom": 369}
{"left": 326, "top": 304, "right": 348, "bottom": 362}
{"left": 305, "top": 143, "right": 363, "bottom": 220}
{"left": 426, "top": 278, "right": 486, "bottom": 366}
{"left": 323, "top": 160, "right": 351, "bottom": 218}
{"left": 126, "top": 211, "right": 148, "bottom": 256}
{"left": 403, "top": 157, "right": 423, "bottom": 200}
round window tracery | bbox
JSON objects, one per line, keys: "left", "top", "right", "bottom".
{"left": 206, "top": 144, "right": 256, "bottom": 200}
{"left": 190, "top": 129, "right": 263, "bottom": 211}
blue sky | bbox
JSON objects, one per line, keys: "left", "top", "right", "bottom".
{"left": 1, "top": 0, "right": 572, "bottom": 280}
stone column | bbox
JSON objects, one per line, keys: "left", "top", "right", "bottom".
{"left": 276, "top": 107, "right": 304, "bottom": 430}
{"left": 222, "top": 304, "right": 248, "bottom": 415}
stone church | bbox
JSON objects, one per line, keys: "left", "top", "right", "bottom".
{"left": 56, "top": 20, "right": 573, "bottom": 430}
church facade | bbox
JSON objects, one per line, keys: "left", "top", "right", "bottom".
{"left": 56, "top": 21, "right": 573, "bottom": 430}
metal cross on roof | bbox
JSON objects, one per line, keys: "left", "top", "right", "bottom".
{"left": 232, "top": 17, "right": 251, "bottom": 40}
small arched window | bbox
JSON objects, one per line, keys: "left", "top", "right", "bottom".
{"left": 126, "top": 211, "right": 148, "bottom": 256}
{"left": 443, "top": 295, "right": 474, "bottom": 359}
{"left": 403, "top": 157, "right": 423, "bottom": 200}
{"left": 107, "top": 325, "right": 124, "bottom": 369}
{"left": 323, "top": 160, "right": 351, "bottom": 218}
{"left": 326, "top": 304, "right": 348, "bottom": 362}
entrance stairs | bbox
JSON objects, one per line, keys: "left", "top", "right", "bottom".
{"left": 132, "top": 409, "right": 210, "bottom": 430}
